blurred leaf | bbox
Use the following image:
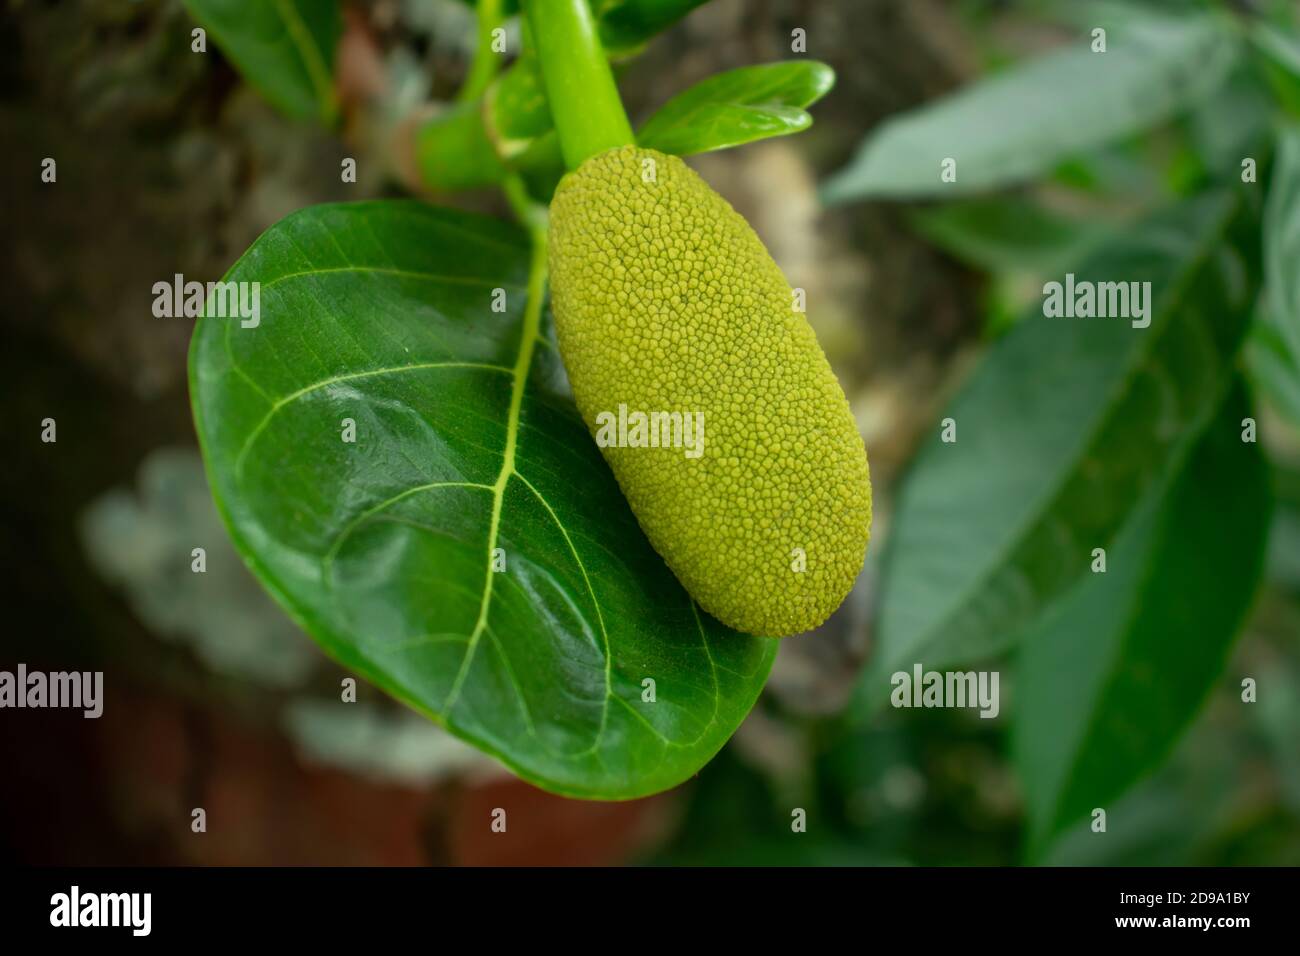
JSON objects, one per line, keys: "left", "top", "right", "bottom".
{"left": 637, "top": 61, "right": 835, "bottom": 156}
{"left": 189, "top": 201, "right": 776, "bottom": 798}
{"left": 416, "top": 102, "right": 509, "bottom": 191}
{"left": 909, "top": 197, "right": 1112, "bottom": 277}
{"left": 1266, "top": 123, "right": 1300, "bottom": 361}
{"left": 1268, "top": 518, "right": 1300, "bottom": 597}
{"left": 647, "top": 746, "right": 911, "bottom": 866}
{"left": 486, "top": 51, "right": 553, "bottom": 157}
{"left": 1015, "top": 382, "right": 1270, "bottom": 853}
{"left": 482, "top": 49, "right": 566, "bottom": 183}
{"left": 1254, "top": 654, "right": 1300, "bottom": 814}
{"left": 1253, "top": 20, "right": 1300, "bottom": 76}
{"left": 596, "top": 0, "right": 710, "bottom": 56}
{"left": 1246, "top": 306, "right": 1300, "bottom": 428}
{"left": 453, "top": 0, "right": 521, "bottom": 10}
{"left": 1049, "top": 145, "right": 1168, "bottom": 199}
{"left": 1265, "top": 465, "right": 1300, "bottom": 592}
{"left": 817, "top": 716, "right": 1016, "bottom": 865}
{"left": 856, "top": 192, "right": 1262, "bottom": 714}
{"left": 1187, "top": 65, "right": 1276, "bottom": 177}
{"left": 822, "top": 13, "right": 1239, "bottom": 201}
{"left": 1250, "top": 20, "right": 1300, "bottom": 115}
{"left": 182, "top": 0, "right": 341, "bottom": 125}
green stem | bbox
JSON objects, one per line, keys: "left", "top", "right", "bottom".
{"left": 525, "top": 0, "right": 634, "bottom": 169}
{"left": 503, "top": 174, "right": 548, "bottom": 239}
{"left": 459, "top": 0, "right": 506, "bottom": 104}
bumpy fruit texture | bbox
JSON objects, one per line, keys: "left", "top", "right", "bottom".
{"left": 548, "top": 145, "right": 871, "bottom": 637}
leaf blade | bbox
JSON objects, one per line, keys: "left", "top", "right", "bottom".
{"left": 183, "top": 0, "right": 341, "bottom": 125}
{"left": 637, "top": 61, "right": 835, "bottom": 156}
{"left": 189, "top": 201, "right": 776, "bottom": 799}
{"left": 1266, "top": 122, "right": 1300, "bottom": 362}
{"left": 908, "top": 197, "right": 1114, "bottom": 278}
{"left": 1015, "top": 381, "right": 1271, "bottom": 851}
{"left": 856, "top": 192, "right": 1262, "bottom": 714}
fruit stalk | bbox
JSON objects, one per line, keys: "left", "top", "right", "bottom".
{"left": 525, "top": 0, "right": 634, "bottom": 169}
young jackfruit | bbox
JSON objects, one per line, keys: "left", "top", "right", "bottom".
{"left": 548, "top": 145, "right": 871, "bottom": 637}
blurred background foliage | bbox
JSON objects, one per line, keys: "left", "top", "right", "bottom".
{"left": 3, "top": 0, "right": 1298, "bottom": 864}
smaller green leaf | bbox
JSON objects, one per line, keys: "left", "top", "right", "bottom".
{"left": 182, "top": 0, "right": 341, "bottom": 126}
{"left": 637, "top": 61, "right": 835, "bottom": 156}
{"left": 1015, "top": 381, "right": 1270, "bottom": 853}
{"left": 597, "top": 0, "right": 711, "bottom": 56}
{"left": 482, "top": 0, "right": 710, "bottom": 164}
{"left": 1266, "top": 123, "right": 1300, "bottom": 362}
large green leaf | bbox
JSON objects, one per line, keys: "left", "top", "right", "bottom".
{"left": 182, "top": 0, "right": 341, "bottom": 125}
{"left": 637, "top": 61, "right": 835, "bottom": 156}
{"left": 1015, "top": 382, "right": 1270, "bottom": 852}
{"left": 188, "top": 201, "right": 776, "bottom": 799}
{"left": 822, "top": 13, "right": 1239, "bottom": 202}
{"left": 1266, "top": 123, "right": 1300, "bottom": 362}
{"left": 855, "top": 192, "right": 1261, "bottom": 714}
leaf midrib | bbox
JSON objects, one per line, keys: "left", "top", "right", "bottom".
{"left": 441, "top": 233, "right": 550, "bottom": 716}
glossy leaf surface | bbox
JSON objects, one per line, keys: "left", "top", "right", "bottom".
{"left": 189, "top": 201, "right": 776, "bottom": 798}
{"left": 638, "top": 61, "right": 835, "bottom": 156}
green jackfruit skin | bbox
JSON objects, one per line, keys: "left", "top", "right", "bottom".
{"left": 548, "top": 145, "right": 871, "bottom": 637}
